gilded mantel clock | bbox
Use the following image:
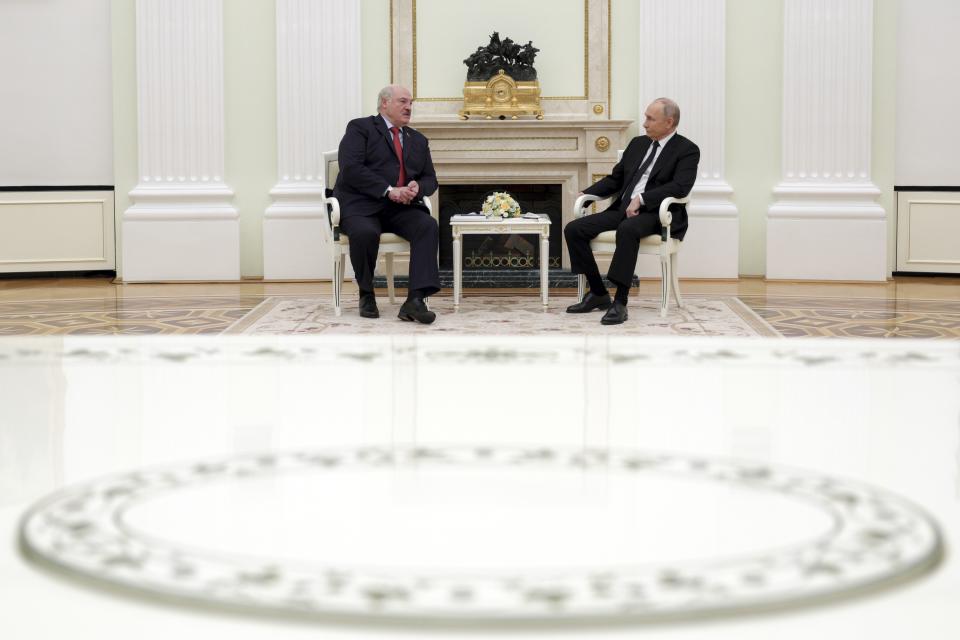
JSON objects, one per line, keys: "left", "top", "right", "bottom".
{"left": 458, "top": 32, "right": 543, "bottom": 120}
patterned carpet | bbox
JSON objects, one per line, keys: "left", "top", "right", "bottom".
{"left": 225, "top": 295, "right": 779, "bottom": 337}
{"left": 1, "top": 293, "right": 959, "bottom": 338}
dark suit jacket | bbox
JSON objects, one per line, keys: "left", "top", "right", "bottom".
{"left": 333, "top": 115, "right": 438, "bottom": 219}
{"left": 583, "top": 133, "right": 699, "bottom": 240}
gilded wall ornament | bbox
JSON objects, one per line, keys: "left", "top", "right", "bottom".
{"left": 459, "top": 32, "right": 543, "bottom": 120}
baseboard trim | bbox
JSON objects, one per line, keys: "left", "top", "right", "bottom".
{"left": 0, "top": 185, "right": 114, "bottom": 192}
{"left": 892, "top": 271, "right": 960, "bottom": 278}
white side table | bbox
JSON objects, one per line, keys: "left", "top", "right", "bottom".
{"left": 449, "top": 215, "right": 552, "bottom": 310}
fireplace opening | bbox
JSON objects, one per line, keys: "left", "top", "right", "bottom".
{"left": 438, "top": 184, "right": 563, "bottom": 269}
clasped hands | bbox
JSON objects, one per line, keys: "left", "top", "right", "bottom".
{"left": 387, "top": 181, "right": 420, "bottom": 205}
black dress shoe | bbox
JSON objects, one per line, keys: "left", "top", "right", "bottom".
{"left": 359, "top": 293, "right": 379, "bottom": 319}
{"left": 566, "top": 291, "right": 612, "bottom": 314}
{"left": 398, "top": 298, "right": 436, "bottom": 324}
{"left": 601, "top": 301, "right": 628, "bottom": 325}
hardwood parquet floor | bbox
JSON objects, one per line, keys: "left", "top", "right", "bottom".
{"left": 739, "top": 295, "right": 960, "bottom": 339}
{"left": 0, "top": 276, "right": 958, "bottom": 338}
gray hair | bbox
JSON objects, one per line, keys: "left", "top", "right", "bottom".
{"left": 377, "top": 86, "right": 395, "bottom": 112}
{"left": 654, "top": 97, "right": 680, "bottom": 127}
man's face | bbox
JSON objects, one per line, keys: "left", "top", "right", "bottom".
{"left": 381, "top": 87, "right": 413, "bottom": 127}
{"left": 642, "top": 102, "right": 674, "bottom": 140}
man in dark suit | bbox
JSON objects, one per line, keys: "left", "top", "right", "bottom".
{"left": 564, "top": 98, "right": 699, "bottom": 325}
{"left": 333, "top": 85, "right": 440, "bottom": 324}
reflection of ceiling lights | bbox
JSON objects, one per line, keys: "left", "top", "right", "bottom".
{"left": 21, "top": 446, "right": 942, "bottom": 624}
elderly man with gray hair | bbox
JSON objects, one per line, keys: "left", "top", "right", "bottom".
{"left": 564, "top": 98, "right": 699, "bottom": 325}
{"left": 333, "top": 85, "right": 440, "bottom": 324}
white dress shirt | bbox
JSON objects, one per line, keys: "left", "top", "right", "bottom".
{"left": 382, "top": 114, "right": 403, "bottom": 146}
{"left": 382, "top": 115, "right": 403, "bottom": 196}
{"left": 630, "top": 130, "right": 676, "bottom": 202}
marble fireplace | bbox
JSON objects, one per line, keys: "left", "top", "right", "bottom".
{"left": 397, "top": 117, "right": 630, "bottom": 275}
{"left": 437, "top": 183, "right": 563, "bottom": 270}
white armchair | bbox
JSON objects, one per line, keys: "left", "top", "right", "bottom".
{"left": 320, "top": 150, "right": 432, "bottom": 317}
{"left": 572, "top": 193, "right": 689, "bottom": 318}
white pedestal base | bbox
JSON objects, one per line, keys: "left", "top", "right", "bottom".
{"left": 635, "top": 214, "right": 739, "bottom": 280}
{"left": 636, "top": 183, "right": 739, "bottom": 279}
{"left": 767, "top": 204, "right": 887, "bottom": 281}
{"left": 263, "top": 207, "right": 329, "bottom": 280}
{"left": 121, "top": 215, "right": 240, "bottom": 282}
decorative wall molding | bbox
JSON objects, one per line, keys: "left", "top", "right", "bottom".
{"left": 264, "top": 0, "right": 362, "bottom": 280}
{"left": 122, "top": 0, "right": 238, "bottom": 281}
{"left": 637, "top": 0, "right": 738, "bottom": 279}
{"left": 895, "top": 192, "right": 960, "bottom": 274}
{"left": 393, "top": 0, "right": 611, "bottom": 120}
{"left": 767, "top": 0, "right": 886, "bottom": 281}
{"left": 0, "top": 191, "right": 115, "bottom": 272}
{"left": 412, "top": 118, "right": 630, "bottom": 271}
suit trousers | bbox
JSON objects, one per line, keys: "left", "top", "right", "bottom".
{"left": 339, "top": 204, "right": 440, "bottom": 297}
{"left": 564, "top": 207, "right": 663, "bottom": 289}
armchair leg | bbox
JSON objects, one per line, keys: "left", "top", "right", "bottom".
{"left": 333, "top": 253, "right": 344, "bottom": 317}
{"left": 576, "top": 274, "right": 586, "bottom": 303}
{"left": 659, "top": 255, "right": 670, "bottom": 318}
{"left": 385, "top": 253, "right": 396, "bottom": 304}
{"left": 671, "top": 252, "right": 684, "bottom": 308}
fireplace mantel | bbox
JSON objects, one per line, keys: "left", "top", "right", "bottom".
{"left": 414, "top": 118, "right": 631, "bottom": 269}
{"left": 413, "top": 118, "right": 631, "bottom": 167}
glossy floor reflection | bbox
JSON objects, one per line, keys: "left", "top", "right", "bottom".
{"left": 1, "top": 335, "right": 959, "bottom": 639}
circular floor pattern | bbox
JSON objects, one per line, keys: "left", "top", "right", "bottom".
{"left": 20, "top": 446, "right": 942, "bottom": 623}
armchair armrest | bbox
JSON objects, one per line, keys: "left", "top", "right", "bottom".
{"left": 321, "top": 195, "right": 427, "bottom": 245}
{"left": 328, "top": 196, "right": 341, "bottom": 226}
{"left": 318, "top": 192, "right": 341, "bottom": 245}
{"left": 657, "top": 195, "right": 691, "bottom": 241}
{"left": 574, "top": 193, "right": 602, "bottom": 218}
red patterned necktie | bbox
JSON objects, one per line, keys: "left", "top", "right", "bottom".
{"left": 390, "top": 126, "right": 407, "bottom": 187}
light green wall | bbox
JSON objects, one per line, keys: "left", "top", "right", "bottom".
{"left": 610, "top": 0, "right": 640, "bottom": 136}
{"left": 613, "top": 0, "right": 783, "bottom": 276}
{"left": 111, "top": 0, "right": 898, "bottom": 279}
{"left": 613, "top": 0, "right": 897, "bottom": 276}
{"left": 111, "top": 0, "right": 278, "bottom": 279}
{"left": 726, "top": 0, "right": 785, "bottom": 276}
{"left": 361, "top": 0, "right": 391, "bottom": 116}
{"left": 111, "top": 0, "right": 136, "bottom": 276}
{"left": 416, "top": 0, "right": 585, "bottom": 99}
{"left": 224, "top": 1, "right": 276, "bottom": 279}
{"left": 873, "top": 0, "right": 897, "bottom": 274}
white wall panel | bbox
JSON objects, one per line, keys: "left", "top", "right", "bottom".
{"left": 896, "top": 192, "right": 960, "bottom": 273}
{"left": 895, "top": 0, "right": 960, "bottom": 186}
{"left": 0, "top": 0, "right": 112, "bottom": 186}
{"left": 0, "top": 192, "right": 115, "bottom": 272}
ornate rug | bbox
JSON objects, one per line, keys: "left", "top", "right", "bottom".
{"left": 226, "top": 295, "right": 780, "bottom": 337}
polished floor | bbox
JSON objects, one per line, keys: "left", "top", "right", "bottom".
{"left": 2, "top": 275, "right": 960, "bottom": 638}
{"left": 2, "top": 334, "right": 958, "bottom": 638}
{"left": 1, "top": 275, "right": 959, "bottom": 338}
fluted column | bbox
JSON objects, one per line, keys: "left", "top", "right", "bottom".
{"left": 263, "top": 0, "right": 362, "bottom": 280}
{"left": 122, "top": 0, "right": 239, "bottom": 281}
{"left": 767, "top": 0, "right": 886, "bottom": 280}
{"left": 637, "top": 0, "right": 738, "bottom": 278}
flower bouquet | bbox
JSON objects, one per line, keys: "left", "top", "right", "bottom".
{"left": 481, "top": 191, "right": 522, "bottom": 218}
